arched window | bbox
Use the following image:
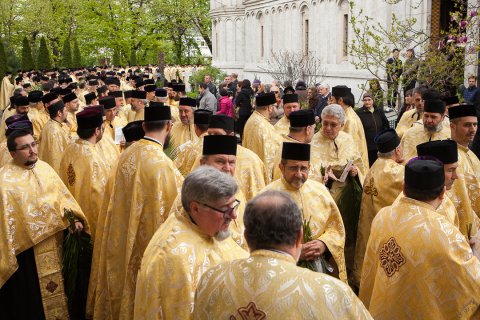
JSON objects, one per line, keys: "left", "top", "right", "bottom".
{"left": 258, "top": 13, "right": 265, "bottom": 59}
{"left": 340, "top": 0, "right": 349, "bottom": 58}
{"left": 301, "top": 6, "right": 309, "bottom": 55}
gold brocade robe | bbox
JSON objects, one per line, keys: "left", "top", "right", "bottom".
{"left": 352, "top": 158, "right": 404, "bottom": 287}
{"left": 0, "top": 108, "right": 22, "bottom": 144}
{"left": 0, "top": 76, "right": 14, "bottom": 111}
{"left": 32, "top": 109, "right": 50, "bottom": 142}
{"left": 0, "top": 142, "right": 10, "bottom": 168}
{"left": 96, "top": 134, "right": 120, "bottom": 172}
{"left": 0, "top": 160, "right": 88, "bottom": 319}
{"left": 447, "top": 144, "right": 480, "bottom": 236}
{"left": 193, "top": 250, "right": 373, "bottom": 320}
{"left": 126, "top": 108, "right": 145, "bottom": 123}
{"left": 262, "top": 178, "right": 347, "bottom": 282}
{"left": 174, "top": 133, "right": 207, "bottom": 176}
{"left": 133, "top": 208, "right": 248, "bottom": 320}
{"left": 190, "top": 144, "right": 267, "bottom": 201}
{"left": 395, "top": 108, "right": 422, "bottom": 138}
{"left": 38, "top": 119, "right": 71, "bottom": 173}
{"left": 242, "top": 110, "right": 282, "bottom": 183}
{"left": 105, "top": 116, "right": 128, "bottom": 141}
{"left": 400, "top": 121, "right": 451, "bottom": 161}
{"left": 166, "top": 102, "right": 180, "bottom": 123}
{"left": 168, "top": 187, "right": 248, "bottom": 250}
{"left": 312, "top": 130, "right": 366, "bottom": 199}
{"left": 343, "top": 107, "right": 370, "bottom": 171}
{"left": 66, "top": 110, "right": 79, "bottom": 138}
{"left": 92, "top": 139, "right": 184, "bottom": 320}
{"left": 272, "top": 134, "right": 324, "bottom": 183}
{"left": 273, "top": 115, "right": 290, "bottom": 136}
{"left": 359, "top": 196, "right": 480, "bottom": 320}
{"left": 59, "top": 140, "right": 109, "bottom": 238}
{"left": 170, "top": 121, "right": 197, "bottom": 152}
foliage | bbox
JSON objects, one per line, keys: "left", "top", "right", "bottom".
{"left": 112, "top": 48, "right": 121, "bottom": 66}
{"left": 258, "top": 50, "right": 326, "bottom": 86}
{"left": 348, "top": 0, "right": 480, "bottom": 94}
{"left": 61, "top": 38, "right": 72, "bottom": 68}
{"left": 72, "top": 38, "right": 82, "bottom": 68}
{"left": 37, "top": 37, "right": 52, "bottom": 70}
{"left": 21, "top": 36, "right": 35, "bottom": 70}
{"left": 0, "top": 40, "right": 7, "bottom": 76}
{"left": 189, "top": 65, "right": 226, "bottom": 86}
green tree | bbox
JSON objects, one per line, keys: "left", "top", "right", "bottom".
{"left": 0, "top": 40, "right": 7, "bottom": 77}
{"left": 61, "top": 38, "right": 72, "bottom": 68}
{"left": 130, "top": 47, "right": 137, "bottom": 65}
{"left": 113, "top": 48, "right": 121, "bottom": 66}
{"left": 37, "top": 37, "right": 52, "bottom": 70}
{"left": 21, "top": 36, "right": 35, "bottom": 70}
{"left": 73, "top": 38, "right": 82, "bottom": 68}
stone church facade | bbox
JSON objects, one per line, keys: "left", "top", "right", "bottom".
{"left": 210, "top": 0, "right": 457, "bottom": 99}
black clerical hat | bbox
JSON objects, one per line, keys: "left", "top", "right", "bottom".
{"left": 149, "top": 101, "right": 165, "bottom": 108}
{"left": 144, "top": 85, "right": 157, "bottom": 92}
{"left": 209, "top": 114, "right": 234, "bottom": 132}
{"left": 173, "top": 84, "right": 185, "bottom": 92}
{"left": 448, "top": 104, "right": 477, "bottom": 120}
{"left": 281, "top": 142, "right": 310, "bottom": 161}
{"left": 289, "top": 110, "right": 315, "bottom": 127}
{"left": 332, "top": 85, "right": 351, "bottom": 98}
{"left": 42, "top": 92, "right": 58, "bottom": 105}
{"left": 179, "top": 97, "right": 196, "bottom": 108}
{"left": 76, "top": 107, "right": 104, "bottom": 130}
{"left": 155, "top": 88, "right": 167, "bottom": 97}
{"left": 442, "top": 95, "right": 459, "bottom": 106}
{"left": 98, "top": 96, "right": 116, "bottom": 110}
{"left": 424, "top": 99, "right": 446, "bottom": 114}
{"left": 122, "top": 121, "right": 145, "bottom": 143}
{"left": 28, "top": 90, "right": 43, "bottom": 103}
{"left": 282, "top": 93, "right": 299, "bottom": 104}
{"left": 131, "top": 90, "right": 147, "bottom": 100}
{"left": 109, "top": 91, "right": 123, "bottom": 98}
{"left": 6, "top": 119, "right": 33, "bottom": 137}
{"left": 194, "top": 109, "right": 212, "bottom": 125}
{"left": 417, "top": 140, "right": 457, "bottom": 164}
{"left": 374, "top": 128, "right": 400, "bottom": 153}
{"left": 145, "top": 105, "right": 171, "bottom": 122}
{"left": 13, "top": 96, "right": 29, "bottom": 107}
{"left": 203, "top": 135, "right": 237, "bottom": 156}
{"left": 256, "top": 93, "right": 276, "bottom": 107}
{"left": 124, "top": 90, "right": 132, "bottom": 99}
{"left": 405, "top": 158, "right": 445, "bottom": 193}
{"left": 63, "top": 92, "right": 77, "bottom": 103}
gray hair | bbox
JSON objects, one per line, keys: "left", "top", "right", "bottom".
{"left": 244, "top": 190, "right": 303, "bottom": 250}
{"left": 317, "top": 82, "right": 330, "bottom": 90}
{"left": 321, "top": 104, "right": 345, "bottom": 125}
{"left": 181, "top": 166, "right": 238, "bottom": 212}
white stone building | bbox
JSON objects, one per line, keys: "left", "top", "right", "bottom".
{"left": 210, "top": 0, "right": 462, "bottom": 100}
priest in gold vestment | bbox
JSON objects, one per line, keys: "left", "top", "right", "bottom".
{"left": 190, "top": 115, "right": 266, "bottom": 201}
{"left": 448, "top": 104, "right": 480, "bottom": 237}
{"left": 242, "top": 92, "right": 282, "bottom": 183}
{"left": 63, "top": 92, "right": 81, "bottom": 138}
{"left": 353, "top": 129, "right": 404, "bottom": 288}
{"left": 272, "top": 109, "right": 323, "bottom": 183}
{"left": 28, "top": 90, "right": 50, "bottom": 141}
{"left": 134, "top": 167, "right": 248, "bottom": 320}
{"left": 0, "top": 73, "right": 14, "bottom": 111}
{"left": 330, "top": 85, "right": 369, "bottom": 171}
{"left": 174, "top": 109, "right": 211, "bottom": 176}
{"left": 273, "top": 93, "right": 300, "bottom": 136}
{"left": 193, "top": 190, "right": 372, "bottom": 320}
{"left": 155, "top": 87, "right": 180, "bottom": 123}
{"left": 395, "top": 86, "right": 426, "bottom": 138}
{"left": 0, "top": 129, "right": 88, "bottom": 320}
{"left": 100, "top": 95, "right": 128, "bottom": 144}
{"left": 262, "top": 142, "right": 347, "bottom": 281}
{"left": 91, "top": 105, "right": 183, "bottom": 320}
{"left": 400, "top": 99, "right": 451, "bottom": 161}
{"left": 59, "top": 107, "right": 109, "bottom": 239}
{"left": 0, "top": 95, "right": 30, "bottom": 144}
{"left": 170, "top": 97, "right": 197, "bottom": 152}
{"left": 125, "top": 90, "right": 146, "bottom": 122}
{"left": 359, "top": 158, "right": 480, "bottom": 319}
{"left": 38, "top": 100, "right": 71, "bottom": 173}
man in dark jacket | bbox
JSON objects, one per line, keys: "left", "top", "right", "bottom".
{"left": 386, "top": 48, "right": 403, "bottom": 109}
{"left": 356, "top": 92, "right": 390, "bottom": 166}
{"left": 234, "top": 79, "right": 254, "bottom": 139}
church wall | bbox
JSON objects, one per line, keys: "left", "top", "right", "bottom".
{"left": 211, "top": 0, "right": 434, "bottom": 101}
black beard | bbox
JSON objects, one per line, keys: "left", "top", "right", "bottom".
{"left": 164, "top": 133, "right": 171, "bottom": 149}
{"left": 24, "top": 158, "right": 38, "bottom": 166}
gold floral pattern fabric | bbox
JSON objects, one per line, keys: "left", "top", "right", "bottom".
{"left": 262, "top": 178, "right": 347, "bottom": 282}
{"left": 38, "top": 119, "right": 71, "bottom": 173}
{"left": 193, "top": 250, "right": 372, "bottom": 320}
{"left": 400, "top": 121, "right": 451, "bottom": 162}
{"left": 92, "top": 139, "right": 183, "bottom": 320}
{"left": 395, "top": 108, "right": 422, "bottom": 138}
{"left": 174, "top": 133, "right": 207, "bottom": 176}
{"left": 242, "top": 111, "right": 282, "bottom": 184}
{"left": 170, "top": 122, "right": 197, "bottom": 153}
{"left": 134, "top": 208, "right": 248, "bottom": 320}
{"left": 359, "top": 196, "right": 480, "bottom": 319}
{"left": 353, "top": 158, "right": 404, "bottom": 286}
{"left": 273, "top": 115, "right": 290, "bottom": 136}
{"left": 343, "top": 107, "right": 370, "bottom": 173}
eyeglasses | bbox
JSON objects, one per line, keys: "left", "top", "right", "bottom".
{"left": 201, "top": 199, "right": 241, "bottom": 217}
{"left": 15, "top": 141, "right": 38, "bottom": 151}
{"left": 285, "top": 165, "right": 309, "bottom": 173}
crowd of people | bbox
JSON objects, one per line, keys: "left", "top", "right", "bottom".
{"left": 0, "top": 64, "right": 480, "bottom": 319}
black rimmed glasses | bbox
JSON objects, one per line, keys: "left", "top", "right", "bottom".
{"left": 201, "top": 199, "right": 241, "bottom": 217}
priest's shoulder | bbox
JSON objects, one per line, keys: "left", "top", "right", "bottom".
{"left": 238, "top": 145, "right": 262, "bottom": 161}
{"left": 336, "top": 130, "right": 355, "bottom": 142}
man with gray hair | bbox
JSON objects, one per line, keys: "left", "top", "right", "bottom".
{"left": 134, "top": 166, "right": 248, "bottom": 320}
{"left": 193, "top": 190, "right": 372, "bottom": 319}
{"left": 126, "top": 90, "right": 147, "bottom": 122}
